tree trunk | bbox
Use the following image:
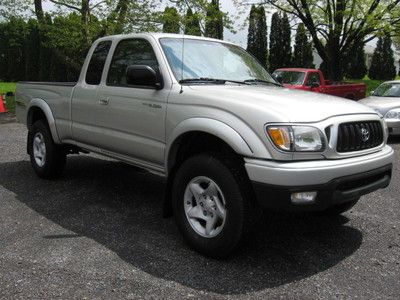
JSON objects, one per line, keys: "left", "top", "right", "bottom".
{"left": 34, "top": 0, "right": 44, "bottom": 22}
{"left": 81, "top": 0, "right": 90, "bottom": 48}
{"left": 325, "top": 36, "right": 343, "bottom": 81}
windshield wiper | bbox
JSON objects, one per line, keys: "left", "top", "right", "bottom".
{"left": 244, "top": 79, "right": 282, "bottom": 87}
{"left": 179, "top": 78, "right": 250, "bottom": 85}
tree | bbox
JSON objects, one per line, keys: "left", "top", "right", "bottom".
{"left": 184, "top": 7, "right": 201, "bottom": 36}
{"left": 25, "top": 19, "right": 41, "bottom": 81}
{"left": 247, "top": 6, "right": 257, "bottom": 60}
{"left": 343, "top": 42, "right": 367, "bottom": 79}
{"left": 162, "top": 6, "right": 180, "bottom": 33}
{"left": 369, "top": 35, "right": 397, "bottom": 80}
{"left": 0, "top": 17, "right": 28, "bottom": 81}
{"left": 240, "top": 0, "right": 400, "bottom": 80}
{"left": 293, "top": 23, "right": 314, "bottom": 68}
{"left": 247, "top": 5, "right": 268, "bottom": 68}
{"left": 280, "top": 13, "right": 292, "bottom": 68}
{"left": 205, "top": 0, "right": 223, "bottom": 39}
{"left": 268, "top": 12, "right": 281, "bottom": 72}
{"left": 381, "top": 35, "right": 397, "bottom": 80}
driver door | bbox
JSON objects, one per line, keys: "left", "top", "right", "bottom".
{"left": 96, "top": 37, "right": 169, "bottom": 167}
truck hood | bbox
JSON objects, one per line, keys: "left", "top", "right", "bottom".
{"left": 188, "top": 85, "right": 376, "bottom": 122}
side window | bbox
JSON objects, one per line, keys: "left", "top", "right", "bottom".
{"left": 107, "top": 39, "right": 159, "bottom": 87}
{"left": 306, "top": 73, "right": 321, "bottom": 86}
{"left": 85, "top": 41, "right": 112, "bottom": 85}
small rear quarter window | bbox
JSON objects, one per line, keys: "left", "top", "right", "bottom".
{"left": 85, "top": 41, "right": 112, "bottom": 85}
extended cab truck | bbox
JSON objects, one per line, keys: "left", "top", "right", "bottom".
{"left": 16, "top": 33, "right": 393, "bottom": 258}
{"left": 273, "top": 68, "right": 367, "bottom": 100}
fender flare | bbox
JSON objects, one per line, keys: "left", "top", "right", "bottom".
{"left": 166, "top": 118, "right": 257, "bottom": 172}
{"left": 27, "top": 98, "right": 61, "bottom": 144}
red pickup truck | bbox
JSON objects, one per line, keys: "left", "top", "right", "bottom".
{"left": 273, "top": 68, "right": 366, "bottom": 100}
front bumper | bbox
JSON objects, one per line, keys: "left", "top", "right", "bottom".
{"left": 245, "top": 145, "right": 394, "bottom": 211}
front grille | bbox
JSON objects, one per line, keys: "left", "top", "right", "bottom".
{"left": 337, "top": 121, "right": 383, "bottom": 152}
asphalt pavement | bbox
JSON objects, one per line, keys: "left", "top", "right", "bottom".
{"left": 1, "top": 118, "right": 399, "bottom": 299}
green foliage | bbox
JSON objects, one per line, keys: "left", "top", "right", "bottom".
{"left": 268, "top": 12, "right": 291, "bottom": 72}
{"left": 185, "top": 8, "right": 201, "bottom": 36}
{"left": 0, "top": 0, "right": 30, "bottom": 20}
{"left": 205, "top": 0, "right": 223, "bottom": 39}
{"left": 0, "top": 83, "right": 17, "bottom": 113}
{"left": 343, "top": 42, "right": 367, "bottom": 80}
{"left": 246, "top": 5, "right": 268, "bottom": 68}
{"left": 162, "top": 7, "right": 180, "bottom": 34}
{"left": 293, "top": 23, "right": 314, "bottom": 69}
{"left": 0, "top": 17, "right": 28, "bottom": 82}
{"left": 369, "top": 35, "right": 397, "bottom": 80}
{"left": 268, "top": 12, "right": 281, "bottom": 72}
{"left": 247, "top": 0, "right": 400, "bottom": 81}
{"left": 280, "top": 13, "right": 292, "bottom": 68}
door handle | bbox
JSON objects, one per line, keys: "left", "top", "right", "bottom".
{"left": 99, "top": 98, "right": 109, "bottom": 105}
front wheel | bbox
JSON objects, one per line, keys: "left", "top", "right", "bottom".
{"left": 172, "top": 153, "right": 255, "bottom": 258}
{"left": 29, "top": 120, "right": 66, "bottom": 179}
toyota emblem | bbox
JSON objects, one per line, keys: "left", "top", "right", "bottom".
{"left": 360, "top": 128, "right": 370, "bottom": 142}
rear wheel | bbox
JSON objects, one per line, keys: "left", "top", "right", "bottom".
{"left": 29, "top": 120, "right": 66, "bottom": 179}
{"left": 172, "top": 153, "right": 256, "bottom": 258}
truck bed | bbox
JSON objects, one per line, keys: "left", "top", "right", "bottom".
{"left": 15, "top": 81, "right": 77, "bottom": 141}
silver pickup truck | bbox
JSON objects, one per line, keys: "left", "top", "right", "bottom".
{"left": 16, "top": 33, "right": 394, "bottom": 258}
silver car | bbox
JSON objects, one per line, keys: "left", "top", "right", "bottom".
{"left": 359, "top": 80, "right": 400, "bottom": 135}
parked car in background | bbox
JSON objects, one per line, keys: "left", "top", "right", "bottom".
{"left": 273, "top": 68, "right": 367, "bottom": 100}
{"left": 359, "top": 80, "right": 400, "bottom": 135}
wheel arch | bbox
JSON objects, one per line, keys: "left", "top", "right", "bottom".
{"left": 27, "top": 98, "right": 61, "bottom": 144}
{"left": 166, "top": 118, "right": 254, "bottom": 175}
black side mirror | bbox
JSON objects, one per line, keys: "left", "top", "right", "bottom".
{"left": 126, "top": 65, "right": 163, "bottom": 90}
{"left": 310, "top": 81, "right": 320, "bottom": 88}
{"left": 272, "top": 73, "right": 283, "bottom": 83}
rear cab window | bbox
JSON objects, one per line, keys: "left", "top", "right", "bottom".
{"left": 85, "top": 41, "right": 112, "bottom": 85}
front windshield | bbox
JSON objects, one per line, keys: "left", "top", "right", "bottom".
{"left": 373, "top": 83, "right": 400, "bottom": 97}
{"left": 159, "top": 38, "right": 275, "bottom": 83}
{"left": 273, "top": 71, "right": 306, "bottom": 85}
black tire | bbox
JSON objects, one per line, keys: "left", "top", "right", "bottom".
{"left": 28, "top": 120, "right": 66, "bottom": 179}
{"left": 315, "top": 199, "right": 358, "bottom": 216}
{"left": 172, "top": 153, "right": 256, "bottom": 258}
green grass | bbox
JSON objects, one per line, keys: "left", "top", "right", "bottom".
{"left": 0, "top": 82, "right": 16, "bottom": 113}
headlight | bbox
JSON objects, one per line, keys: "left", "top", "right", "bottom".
{"left": 267, "top": 125, "right": 324, "bottom": 152}
{"left": 385, "top": 108, "right": 400, "bottom": 119}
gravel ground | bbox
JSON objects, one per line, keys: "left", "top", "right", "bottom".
{"left": 1, "top": 118, "right": 400, "bottom": 299}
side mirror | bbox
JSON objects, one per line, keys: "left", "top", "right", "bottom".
{"left": 272, "top": 73, "right": 283, "bottom": 84}
{"left": 310, "top": 82, "right": 320, "bottom": 88}
{"left": 126, "top": 65, "right": 163, "bottom": 90}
